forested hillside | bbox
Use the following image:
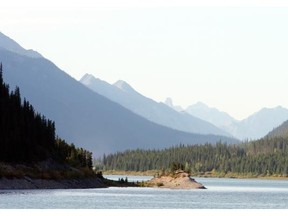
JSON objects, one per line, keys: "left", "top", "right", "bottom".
{"left": 102, "top": 137, "right": 288, "bottom": 177}
{"left": 266, "top": 120, "right": 288, "bottom": 139}
{"left": 0, "top": 31, "right": 238, "bottom": 157}
{"left": 0, "top": 63, "right": 92, "bottom": 169}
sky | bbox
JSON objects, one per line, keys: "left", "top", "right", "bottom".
{"left": 1, "top": 0, "right": 288, "bottom": 120}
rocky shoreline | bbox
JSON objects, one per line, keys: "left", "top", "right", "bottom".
{"left": 0, "top": 160, "right": 109, "bottom": 190}
{"left": 0, "top": 169, "right": 206, "bottom": 190}
{"left": 0, "top": 176, "right": 107, "bottom": 190}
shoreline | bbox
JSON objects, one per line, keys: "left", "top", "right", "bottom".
{"left": 2, "top": 170, "right": 287, "bottom": 190}
{"left": 0, "top": 176, "right": 107, "bottom": 190}
{"left": 103, "top": 170, "right": 288, "bottom": 181}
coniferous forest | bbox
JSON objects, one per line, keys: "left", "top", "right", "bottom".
{"left": 0, "top": 63, "right": 92, "bottom": 169}
{"left": 2, "top": 61, "right": 288, "bottom": 179}
{"left": 101, "top": 137, "right": 288, "bottom": 177}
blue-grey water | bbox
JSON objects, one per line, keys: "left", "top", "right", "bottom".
{"left": 1, "top": 176, "right": 288, "bottom": 209}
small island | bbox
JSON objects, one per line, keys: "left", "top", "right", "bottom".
{"left": 145, "top": 169, "right": 206, "bottom": 189}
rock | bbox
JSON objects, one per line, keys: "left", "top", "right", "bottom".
{"left": 146, "top": 170, "right": 206, "bottom": 189}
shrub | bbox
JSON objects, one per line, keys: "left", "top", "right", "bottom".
{"left": 157, "top": 182, "right": 164, "bottom": 187}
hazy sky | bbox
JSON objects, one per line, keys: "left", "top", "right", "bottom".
{"left": 1, "top": 0, "right": 288, "bottom": 120}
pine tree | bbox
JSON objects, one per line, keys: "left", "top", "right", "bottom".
{"left": 0, "top": 63, "right": 3, "bottom": 85}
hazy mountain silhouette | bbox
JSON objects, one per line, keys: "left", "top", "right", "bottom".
{"left": 186, "top": 101, "right": 237, "bottom": 128}
{"left": 230, "top": 106, "right": 288, "bottom": 140}
{"left": 0, "top": 32, "right": 42, "bottom": 58}
{"left": 164, "top": 97, "right": 183, "bottom": 112}
{"left": 80, "top": 74, "right": 231, "bottom": 137}
{"left": 186, "top": 101, "right": 288, "bottom": 140}
{"left": 0, "top": 32, "right": 238, "bottom": 156}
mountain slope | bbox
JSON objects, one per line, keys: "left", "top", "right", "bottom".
{"left": 164, "top": 97, "right": 183, "bottom": 112}
{"left": 0, "top": 32, "right": 42, "bottom": 58}
{"left": 185, "top": 102, "right": 237, "bottom": 128}
{"left": 186, "top": 101, "right": 288, "bottom": 140}
{"left": 223, "top": 106, "right": 288, "bottom": 140}
{"left": 266, "top": 120, "right": 288, "bottom": 139}
{"left": 0, "top": 64, "right": 100, "bottom": 185}
{"left": 80, "top": 74, "right": 231, "bottom": 137}
{"left": 0, "top": 33, "right": 238, "bottom": 156}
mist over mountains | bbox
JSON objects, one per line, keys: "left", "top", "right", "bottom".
{"left": 167, "top": 98, "right": 288, "bottom": 140}
{"left": 1, "top": 30, "right": 287, "bottom": 158}
{"left": 0, "top": 32, "right": 237, "bottom": 156}
{"left": 80, "top": 71, "right": 288, "bottom": 141}
{"left": 232, "top": 106, "right": 288, "bottom": 140}
{"left": 80, "top": 74, "right": 230, "bottom": 137}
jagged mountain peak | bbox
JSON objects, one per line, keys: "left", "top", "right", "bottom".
{"left": 194, "top": 101, "right": 208, "bottom": 107}
{"left": 113, "top": 80, "right": 136, "bottom": 93}
{"left": 164, "top": 97, "right": 183, "bottom": 112}
{"left": 0, "top": 32, "right": 42, "bottom": 58}
{"left": 80, "top": 73, "right": 94, "bottom": 80}
{"left": 79, "top": 73, "right": 99, "bottom": 85}
{"left": 165, "top": 97, "right": 173, "bottom": 107}
{"left": 190, "top": 101, "right": 210, "bottom": 110}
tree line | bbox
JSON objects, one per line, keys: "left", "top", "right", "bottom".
{"left": 0, "top": 63, "right": 92, "bottom": 169}
{"left": 101, "top": 137, "right": 288, "bottom": 177}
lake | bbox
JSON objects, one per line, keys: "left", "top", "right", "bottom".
{"left": 1, "top": 176, "right": 288, "bottom": 209}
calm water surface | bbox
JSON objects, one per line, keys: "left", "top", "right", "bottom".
{"left": 1, "top": 176, "right": 288, "bottom": 209}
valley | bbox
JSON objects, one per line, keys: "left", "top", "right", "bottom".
{"left": 1, "top": 31, "right": 288, "bottom": 185}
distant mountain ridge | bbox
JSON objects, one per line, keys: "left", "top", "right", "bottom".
{"left": 228, "top": 106, "right": 288, "bottom": 140}
{"left": 185, "top": 101, "right": 237, "bottom": 128}
{"left": 80, "top": 74, "right": 231, "bottom": 137}
{"left": 114, "top": 80, "right": 136, "bottom": 94}
{"left": 0, "top": 32, "right": 42, "bottom": 58}
{"left": 182, "top": 100, "right": 288, "bottom": 140}
{"left": 164, "top": 97, "right": 183, "bottom": 112}
{"left": 0, "top": 32, "right": 237, "bottom": 157}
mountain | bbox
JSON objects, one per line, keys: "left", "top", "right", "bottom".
{"left": 113, "top": 80, "right": 136, "bottom": 94}
{"left": 0, "top": 32, "right": 237, "bottom": 156}
{"left": 224, "top": 106, "right": 288, "bottom": 140}
{"left": 186, "top": 102, "right": 237, "bottom": 128}
{"left": 186, "top": 101, "right": 288, "bottom": 140}
{"left": 0, "top": 32, "right": 42, "bottom": 58}
{"left": 80, "top": 74, "right": 231, "bottom": 137}
{"left": 266, "top": 120, "right": 288, "bottom": 139}
{"left": 0, "top": 64, "right": 100, "bottom": 184}
{"left": 164, "top": 97, "right": 183, "bottom": 112}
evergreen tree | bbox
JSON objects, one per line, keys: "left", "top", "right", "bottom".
{"left": 0, "top": 63, "right": 94, "bottom": 169}
{"left": 101, "top": 138, "right": 288, "bottom": 177}
{"left": 0, "top": 63, "right": 3, "bottom": 85}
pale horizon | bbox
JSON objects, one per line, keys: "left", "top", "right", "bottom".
{"left": 1, "top": 0, "right": 288, "bottom": 120}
